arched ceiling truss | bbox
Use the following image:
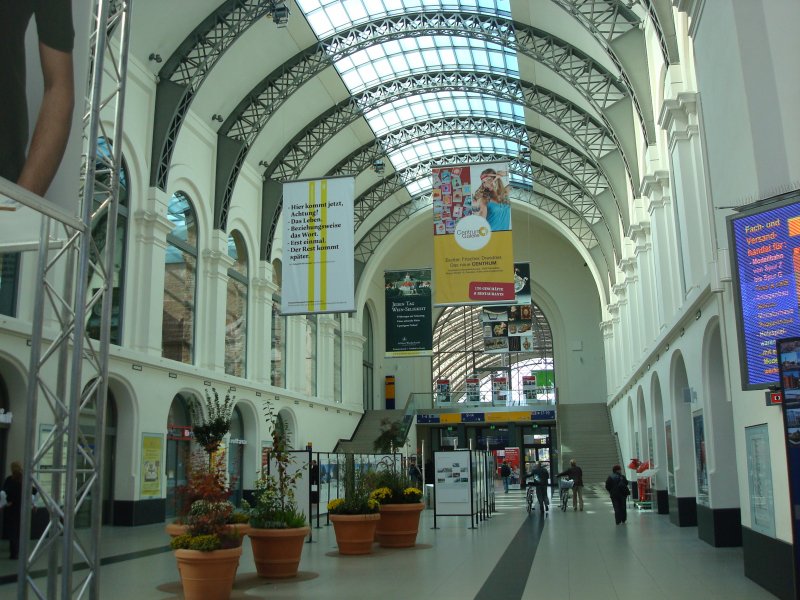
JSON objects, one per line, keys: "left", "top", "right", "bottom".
{"left": 142, "top": 0, "right": 672, "bottom": 296}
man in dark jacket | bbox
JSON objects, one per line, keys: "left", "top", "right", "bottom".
{"left": 604, "top": 464, "right": 629, "bottom": 524}
{"left": 556, "top": 459, "right": 584, "bottom": 511}
{"left": 531, "top": 461, "right": 550, "bottom": 512}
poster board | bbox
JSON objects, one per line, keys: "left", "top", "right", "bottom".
{"left": 434, "top": 450, "right": 473, "bottom": 516}
{"left": 140, "top": 433, "right": 163, "bottom": 499}
{"left": 385, "top": 269, "right": 433, "bottom": 356}
{"left": 745, "top": 424, "right": 776, "bottom": 537}
{"left": 692, "top": 411, "right": 709, "bottom": 506}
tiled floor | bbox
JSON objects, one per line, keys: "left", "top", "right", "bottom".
{"left": 0, "top": 485, "right": 778, "bottom": 599}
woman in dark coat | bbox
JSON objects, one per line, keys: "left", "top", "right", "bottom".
{"left": 2, "top": 461, "right": 23, "bottom": 559}
{"left": 605, "top": 464, "right": 629, "bottom": 525}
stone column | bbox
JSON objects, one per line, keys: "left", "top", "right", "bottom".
{"left": 643, "top": 171, "right": 681, "bottom": 325}
{"left": 198, "top": 230, "right": 234, "bottom": 371}
{"left": 129, "top": 187, "right": 173, "bottom": 355}
{"left": 249, "top": 261, "right": 278, "bottom": 384}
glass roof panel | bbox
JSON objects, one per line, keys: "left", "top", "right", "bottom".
{"left": 297, "top": 0, "right": 512, "bottom": 38}
{"left": 296, "top": 0, "right": 527, "bottom": 196}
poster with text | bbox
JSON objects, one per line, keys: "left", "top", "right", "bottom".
{"left": 434, "top": 451, "right": 472, "bottom": 515}
{"left": 693, "top": 411, "right": 709, "bottom": 506}
{"left": 141, "top": 434, "right": 163, "bottom": 499}
{"left": 282, "top": 176, "right": 355, "bottom": 314}
{"left": 465, "top": 375, "right": 481, "bottom": 402}
{"left": 385, "top": 269, "right": 432, "bottom": 356}
{"left": 433, "top": 162, "right": 514, "bottom": 305}
{"left": 665, "top": 420, "right": 675, "bottom": 494}
{"left": 745, "top": 424, "right": 775, "bottom": 537}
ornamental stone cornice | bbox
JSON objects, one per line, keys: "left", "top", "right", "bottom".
{"left": 134, "top": 209, "right": 174, "bottom": 248}
{"left": 618, "top": 257, "right": 636, "bottom": 275}
{"left": 252, "top": 276, "right": 278, "bottom": 300}
{"left": 641, "top": 170, "right": 671, "bottom": 213}
{"left": 659, "top": 92, "right": 700, "bottom": 147}
{"left": 202, "top": 248, "right": 235, "bottom": 280}
{"left": 600, "top": 319, "right": 614, "bottom": 338}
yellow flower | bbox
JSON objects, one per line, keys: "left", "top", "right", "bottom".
{"left": 369, "top": 487, "right": 392, "bottom": 503}
{"left": 327, "top": 498, "right": 344, "bottom": 512}
{"left": 367, "top": 499, "right": 380, "bottom": 511}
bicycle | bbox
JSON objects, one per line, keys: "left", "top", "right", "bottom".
{"left": 526, "top": 483, "right": 535, "bottom": 513}
{"left": 559, "top": 477, "right": 574, "bottom": 511}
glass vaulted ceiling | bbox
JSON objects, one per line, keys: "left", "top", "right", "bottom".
{"left": 295, "top": 0, "right": 529, "bottom": 195}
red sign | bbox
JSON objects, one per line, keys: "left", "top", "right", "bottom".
{"left": 767, "top": 391, "right": 784, "bottom": 406}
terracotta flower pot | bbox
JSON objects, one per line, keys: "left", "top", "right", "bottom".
{"left": 174, "top": 545, "right": 242, "bottom": 600}
{"left": 248, "top": 526, "right": 310, "bottom": 578}
{"left": 165, "top": 522, "right": 189, "bottom": 538}
{"left": 329, "top": 513, "right": 380, "bottom": 555}
{"left": 375, "top": 503, "right": 424, "bottom": 548}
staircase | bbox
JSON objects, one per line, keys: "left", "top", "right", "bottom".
{"left": 335, "top": 409, "right": 406, "bottom": 453}
{"left": 557, "top": 403, "right": 620, "bottom": 483}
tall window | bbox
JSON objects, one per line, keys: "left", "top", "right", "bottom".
{"left": 162, "top": 192, "right": 197, "bottom": 363}
{"left": 225, "top": 231, "right": 248, "bottom": 377}
{"left": 305, "top": 314, "right": 317, "bottom": 397}
{"left": 87, "top": 137, "right": 129, "bottom": 344}
{"left": 362, "top": 308, "right": 374, "bottom": 410}
{"left": 333, "top": 314, "right": 342, "bottom": 403}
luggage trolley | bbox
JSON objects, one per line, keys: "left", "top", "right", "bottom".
{"left": 558, "top": 477, "right": 574, "bottom": 511}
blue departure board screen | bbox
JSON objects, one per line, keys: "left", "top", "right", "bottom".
{"left": 728, "top": 194, "right": 800, "bottom": 389}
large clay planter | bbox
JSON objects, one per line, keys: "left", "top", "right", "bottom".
{"left": 375, "top": 503, "right": 425, "bottom": 548}
{"left": 329, "top": 513, "right": 380, "bottom": 555}
{"left": 248, "top": 526, "right": 310, "bottom": 578}
{"left": 165, "top": 522, "right": 189, "bottom": 538}
{"left": 174, "top": 545, "right": 242, "bottom": 600}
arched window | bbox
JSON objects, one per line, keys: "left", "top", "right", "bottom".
{"left": 270, "top": 259, "right": 285, "bottom": 387}
{"left": 432, "top": 303, "right": 554, "bottom": 404}
{"left": 305, "top": 315, "right": 317, "bottom": 397}
{"left": 225, "top": 231, "right": 248, "bottom": 377}
{"left": 162, "top": 192, "right": 198, "bottom": 363}
{"left": 333, "top": 315, "right": 342, "bottom": 403}
{"left": 362, "top": 308, "right": 374, "bottom": 410}
{"left": 87, "top": 137, "right": 129, "bottom": 344}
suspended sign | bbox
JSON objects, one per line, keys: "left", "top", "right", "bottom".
{"left": 432, "top": 162, "right": 515, "bottom": 305}
{"left": 385, "top": 269, "right": 433, "bottom": 356}
{"left": 281, "top": 176, "right": 355, "bottom": 315}
{"left": 465, "top": 375, "right": 481, "bottom": 402}
{"left": 522, "top": 376, "right": 537, "bottom": 400}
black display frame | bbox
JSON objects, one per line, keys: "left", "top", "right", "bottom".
{"left": 727, "top": 189, "right": 800, "bottom": 390}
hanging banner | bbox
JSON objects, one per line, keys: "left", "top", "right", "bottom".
{"left": 385, "top": 269, "right": 433, "bottom": 356}
{"left": 481, "top": 303, "right": 535, "bottom": 353}
{"left": 140, "top": 433, "right": 163, "bottom": 499}
{"left": 513, "top": 262, "right": 532, "bottom": 305}
{"left": 281, "top": 176, "right": 355, "bottom": 315}
{"left": 465, "top": 375, "right": 481, "bottom": 402}
{"left": 522, "top": 376, "right": 537, "bottom": 400}
{"left": 432, "top": 162, "right": 514, "bottom": 305}
{"left": 492, "top": 375, "right": 508, "bottom": 404}
{"left": 0, "top": 1, "right": 92, "bottom": 250}
{"left": 436, "top": 379, "right": 451, "bottom": 403}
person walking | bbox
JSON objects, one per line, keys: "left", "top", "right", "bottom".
{"left": 408, "top": 458, "right": 423, "bottom": 488}
{"left": 557, "top": 459, "right": 584, "bottom": 511}
{"left": 531, "top": 461, "right": 550, "bottom": 512}
{"left": 605, "top": 464, "right": 630, "bottom": 525}
{"left": 2, "top": 461, "right": 24, "bottom": 559}
{"left": 500, "top": 460, "right": 511, "bottom": 493}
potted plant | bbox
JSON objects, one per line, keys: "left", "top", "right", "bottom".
{"left": 369, "top": 468, "right": 424, "bottom": 548}
{"left": 170, "top": 499, "right": 243, "bottom": 600}
{"left": 191, "top": 387, "right": 235, "bottom": 455}
{"left": 246, "top": 402, "right": 310, "bottom": 578}
{"left": 327, "top": 456, "right": 380, "bottom": 555}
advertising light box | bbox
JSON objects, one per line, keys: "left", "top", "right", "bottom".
{"left": 728, "top": 191, "right": 800, "bottom": 389}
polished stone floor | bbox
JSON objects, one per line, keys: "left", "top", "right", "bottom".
{"left": 0, "top": 484, "right": 778, "bottom": 599}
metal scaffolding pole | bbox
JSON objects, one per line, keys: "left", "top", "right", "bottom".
{"left": 15, "top": 0, "right": 132, "bottom": 598}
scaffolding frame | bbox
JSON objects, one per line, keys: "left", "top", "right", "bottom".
{"left": 15, "top": 0, "right": 131, "bottom": 598}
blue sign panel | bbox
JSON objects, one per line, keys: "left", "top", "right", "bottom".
{"left": 531, "top": 410, "right": 555, "bottom": 421}
{"left": 729, "top": 196, "right": 800, "bottom": 388}
{"left": 416, "top": 414, "right": 440, "bottom": 424}
{"left": 461, "top": 412, "right": 485, "bottom": 423}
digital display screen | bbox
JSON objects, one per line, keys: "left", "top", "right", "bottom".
{"left": 728, "top": 194, "right": 800, "bottom": 388}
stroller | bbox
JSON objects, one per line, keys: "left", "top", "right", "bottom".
{"left": 558, "top": 477, "right": 575, "bottom": 511}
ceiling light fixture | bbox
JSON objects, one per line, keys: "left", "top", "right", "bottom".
{"left": 272, "top": 2, "right": 289, "bottom": 27}
{"left": 211, "top": 114, "right": 223, "bottom": 123}
{"left": 148, "top": 53, "right": 162, "bottom": 63}
{"left": 372, "top": 159, "right": 385, "bottom": 174}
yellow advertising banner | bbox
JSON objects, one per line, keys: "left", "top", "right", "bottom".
{"left": 440, "top": 413, "right": 461, "bottom": 424}
{"left": 140, "top": 433, "right": 163, "bottom": 499}
{"left": 486, "top": 411, "right": 531, "bottom": 422}
{"left": 432, "top": 162, "right": 515, "bottom": 305}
